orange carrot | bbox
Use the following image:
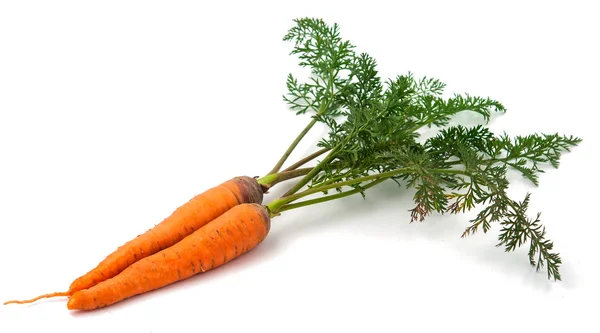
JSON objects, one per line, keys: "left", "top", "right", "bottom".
{"left": 3, "top": 176, "right": 263, "bottom": 306}
{"left": 69, "top": 176, "right": 263, "bottom": 292}
{"left": 66, "top": 203, "right": 270, "bottom": 310}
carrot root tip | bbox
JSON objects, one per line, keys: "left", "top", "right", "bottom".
{"left": 3, "top": 291, "right": 70, "bottom": 305}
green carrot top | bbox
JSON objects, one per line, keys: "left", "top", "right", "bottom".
{"left": 255, "top": 18, "right": 581, "bottom": 281}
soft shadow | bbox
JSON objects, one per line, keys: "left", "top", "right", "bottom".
{"left": 270, "top": 180, "right": 570, "bottom": 291}
{"left": 69, "top": 306, "right": 116, "bottom": 318}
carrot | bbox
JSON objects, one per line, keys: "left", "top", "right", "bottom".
{"left": 66, "top": 203, "right": 270, "bottom": 310}
{"left": 3, "top": 176, "right": 263, "bottom": 306}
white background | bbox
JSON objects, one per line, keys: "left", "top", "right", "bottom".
{"left": 1, "top": 1, "right": 598, "bottom": 332}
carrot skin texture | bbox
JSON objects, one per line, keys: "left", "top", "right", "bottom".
{"left": 67, "top": 203, "right": 271, "bottom": 310}
{"left": 68, "top": 176, "right": 263, "bottom": 294}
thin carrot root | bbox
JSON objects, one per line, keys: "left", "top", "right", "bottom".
{"left": 4, "top": 291, "right": 70, "bottom": 305}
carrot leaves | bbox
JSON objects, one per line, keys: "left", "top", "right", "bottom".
{"left": 266, "top": 17, "right": 581, "bottom": 281}
{"left": 283, "top": 18, "right": 355, "bottom": 118}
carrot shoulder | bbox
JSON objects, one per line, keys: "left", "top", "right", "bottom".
{"left": 67, "top": 203, "right": 271, "bottom": 310}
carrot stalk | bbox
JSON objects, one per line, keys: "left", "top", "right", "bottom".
{"left": 66, "top": 203, "right": 270, "bottom": 310}
{"left": 256, "top": 167, "right": 313, "bottom": 192}
{"left": 266, "top": 118, "right": 319, "bottom": 175}
{"left": 280, "top": 147, "right": 331, "bottom": 172}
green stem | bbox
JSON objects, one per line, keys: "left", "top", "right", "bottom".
{"left": 406, "top": 109, "right": 479, "bottom": 133}
{"left": 267, "top": 66, "right": 338, "bottom": 177}
{"left": 282, "top": 147, "right": 331, "bottom": 172}
{"left": 275, "top": 178, "right": 386, "bottom": 215}
{"left": 445, "top": 155, "right": 522, "bottom": 167}
{"left": 267, "top": 118, "right": 318, "bottom": 175}
{"left": 258, "top": 161, "right": 345, "bottom": 192}
{"left": 257, "top": 167, "right": 314, "bottom": 190}
{"left": 279, "top": 107, "right": 386, "bottom": 198}
{"left": 406, "top": 116, "right": 442, "bottom": 133}
{"left": 278, "top": 104, "right": 469, "bottom": 199}
{"left": 281, "top": 168, "right": 409, "bottom": 203}
{"left": 274, "top": 67, "right": 349, "bottom": 196}
{"left": 280, "top": 147, "right": 338, "bottom": 198}
{"left": 269, "top": 167, "right": 469, "bottom": 214}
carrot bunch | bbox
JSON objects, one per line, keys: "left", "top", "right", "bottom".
{"left": 5, "top": 17, "right": 581, "bottom": 310}
{"left": 3, "top": 110, "right": 324, "bottom": 310}
{"left": 3, "top": 29, "right": 327, "bottom": 309}
{"left": 4, "top": 177, "right": 270, "bottom": 309}
{"left": 4, "top": 170, "right": 305, "bottom": 310}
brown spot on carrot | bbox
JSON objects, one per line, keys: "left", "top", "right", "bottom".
{"left": 237, "top": 176, "right": 264, "bottom": 204}
{"left": 199, "top": 260, "right": 205, "bottom": 272}
{"left": 133, "top": 253, "right": 137, "bottom": 260}
{"left": 255, "top": 204, "right": 271, "bottom": 232}
{"left": 234, "top": 223, "right": 247, "bottom": 253}
{"left": 225, "top": 227, "right": 239, "bottom": 256}
{"left": 210, "top": 234, "right": 227, "bottom": 264}
{"left": 223, "top": 176, "right": 263, "bottom": 205}
{"left": 249, "top": 217, "right": 260, "bottom": 243}
{"left": 240, "top": 219, "right": 252, "bottom": 249}
{"left": 176, "top": 252, "right": 181, "bottom": 259}
{"left": 191, "top": 261, "right": 196, "bottom": 273}
{"left": 177, "top": 269, "right": 181, "bottom": 279}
